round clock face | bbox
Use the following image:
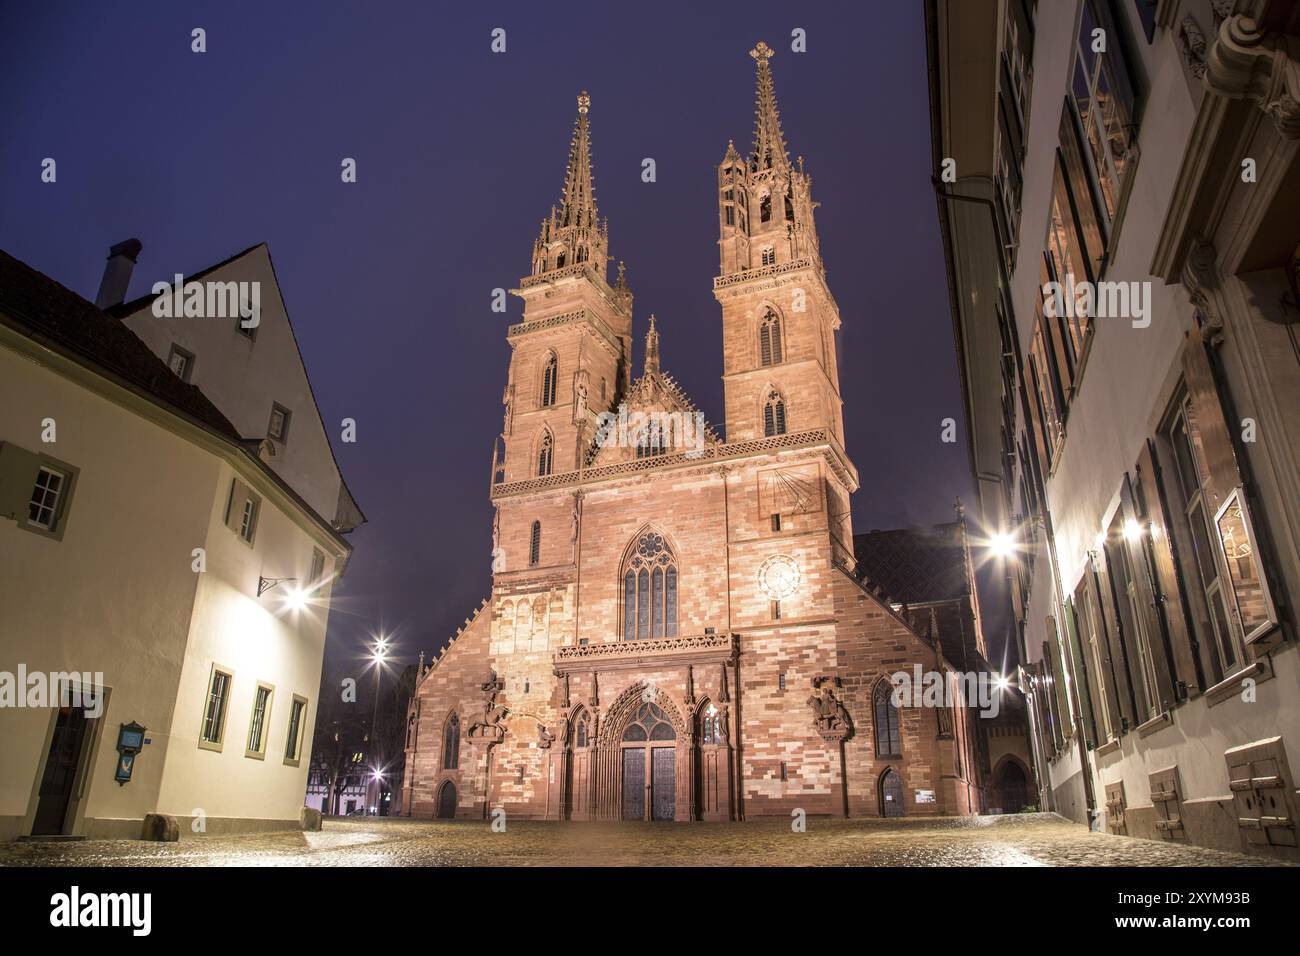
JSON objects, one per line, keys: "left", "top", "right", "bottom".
{"left": 757, "top": 554, "right": 800, "bottom": 600}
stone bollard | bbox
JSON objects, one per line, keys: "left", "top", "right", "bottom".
{"left": 301, "top": 807, "right": 323, "bottom": 832}
{"left": 141, "top": 813, "right": 180, "bottom": 842}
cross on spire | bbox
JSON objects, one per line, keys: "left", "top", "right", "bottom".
{"left": 749, "top": 41, "right": 790, "bottom": 172}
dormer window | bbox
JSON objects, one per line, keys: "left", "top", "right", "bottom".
{"left": 268, "top": 402, "right": 291, "bottom": 443}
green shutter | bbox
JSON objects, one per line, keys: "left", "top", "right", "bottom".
{"left": 0, "top": 441, "right": 41, "bottom": 521}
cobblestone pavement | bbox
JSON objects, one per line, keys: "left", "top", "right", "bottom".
{"left": 0, "top": 813, "right": 1286, "bottom": 867}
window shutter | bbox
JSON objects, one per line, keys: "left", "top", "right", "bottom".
{"left": 1120, "top": 475, "right": 1177, "bottom": 712}
{"left": 224, "top": 478, "right": 246, "bottom": 531}
{"left": 1095, "top": 548, "right": 1139, "bottom": 732}
{"left": 1180, "top": 334, "right": 1239, "bottom": 516}
{"left": 1044, "top": 620, "right": 1071, "bottom": 749}
{"left": 1081, "top": 566, "right": 1124, "bottom": 737}
{"left": 771, "top": 318, "right": 782, "bottom": 363}
{"left": 763, "top": 403, "right": 775, "bottom": 437}
{"left": 0, "top": 442, "right": 41, "bottom": 521}
{"left": 1134, "top": 440, "right": 1203, "bottom": 695}
{"left": 1062, "top": 597, "right": 1097, "bottom": 749}
{"left": 760, "top": 324, "right": 772, "bottom": 366}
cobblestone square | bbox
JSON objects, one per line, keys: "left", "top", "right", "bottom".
{"left": 0, "top": 813, "right": 1286, "bottom": 867}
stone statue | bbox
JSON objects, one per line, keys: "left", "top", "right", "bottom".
{"left": 807, "top": 679, "right": 852, "bottom": 739}
{"left": 537, "top": 723, "right": 556, "bottom": 749}
{"left": 469, "top": 669, "right": 509, "bottom": 741}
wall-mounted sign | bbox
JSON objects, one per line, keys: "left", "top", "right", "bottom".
{"left": 915, "top": 789, "right": 935, "bottom": 804}
{"left": 115, "top": 721, "right": 146, "bottom": 786}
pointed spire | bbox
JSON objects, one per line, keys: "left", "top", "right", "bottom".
{"left": 749, "top": 41, "right": 790, "bottom": 172}
{"left": 560, "top": 91, "right": 597, "bottom": 228}
{"left": 644, "top": 314, "right": 660, "bottom": 376}
{"left": 531, "top": 92, "right": 608, "bottom": 279}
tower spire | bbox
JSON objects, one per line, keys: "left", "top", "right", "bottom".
{"left": 531, "top": 91, "right": 608, "bottom": 279}
{"left": 749, "top": 41, "right": 790, "bottom": 172}
{"left": 560, "top": 91, "right": 597, "bottom": 228}
{"left": 643, "top": 313, "right": 660, "bottom": 376}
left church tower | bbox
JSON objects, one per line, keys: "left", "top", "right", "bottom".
{"left": 494, "top": 92, "right": 634, "bottom": 571}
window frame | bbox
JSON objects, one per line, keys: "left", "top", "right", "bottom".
{"left": 199, "top": 663, "right": 234, "bottom": 752}
{"left": 283, "top": 694, "right": 308, "bottom": 767}
{"left": 167, "top": 343, "right": 195, "bottom": 382}
{"left": 267, "top": 402, "right": 292, "bottom": 444}
{"left": 245, "top": 681, "right": 275, "bottom": 759}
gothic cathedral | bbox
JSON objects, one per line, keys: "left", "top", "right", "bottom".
{"left": 403, "top": 43, "right": 988, "bottom": 822}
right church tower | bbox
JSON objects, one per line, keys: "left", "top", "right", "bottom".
{"left": 714, "top": 41, "right": 852, "bottom": 557}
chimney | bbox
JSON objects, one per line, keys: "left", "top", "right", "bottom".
{"left": 94, "top": 238, "right": 143, "bottom": 310}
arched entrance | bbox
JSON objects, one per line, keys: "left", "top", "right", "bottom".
{"left": 436, "top": 780, "right": 457, "bottom": 819}
{"left": 879, "top": 767, "right": 905, "bottom": 818}
{"left": 620, "top": 701, "right": 676, "bottom": 821}
{"left": 993, "top": 758, "right": 1029, "bottom": 813}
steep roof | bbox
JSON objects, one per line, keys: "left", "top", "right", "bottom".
{"left": 853, "top": 521, "right": 969, "bottom": 606}
{"left": 0, "top": 249, "right": 240, "bottom": 440}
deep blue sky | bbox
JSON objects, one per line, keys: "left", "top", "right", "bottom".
{"left": 1, "top": 1, "right": 974, "bottom": 666}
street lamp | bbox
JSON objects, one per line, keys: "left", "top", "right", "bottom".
{"left": 367, "top": 634, "right": 389, "bottom": 797}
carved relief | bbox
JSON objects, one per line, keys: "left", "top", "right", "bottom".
{"left": 1205, "top": 15, "right": 1300, "bottom": 139}
{"left": 807, "top": 676, "right": 852, "bottom": 740}
{"left": 468, "top": 669, "right": 509, "bottom": 742}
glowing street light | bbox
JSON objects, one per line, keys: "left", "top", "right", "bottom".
{"left": 989, "top": 531, "right": 1016, "bottom": 559}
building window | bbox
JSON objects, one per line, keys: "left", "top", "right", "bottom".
{"left": 268, "top": 402, "right": 291, "bottom": 443}
{"left": 873, "top": 680, "right": 901, "bottom": 757}
{"left": 700, "top": 703, "right": 721, "bottom": 744}
{"left": 575, "top": 711, "right": 589, "bottom": 748}
{"left": 537, "top": 432, "right": 553, "bottom": 476}
{"left": 284, "top": 696, "right": 307, "bottom": 765}
{"left": 200, "top": 666, "right": 232, "bottom": 750}
{"left": 780, "top": 761, "right": 788, "bottom": 781}
{"left": 310, "top": 547, "right": 326, "bottom": 587}
{"left": 771, "top": 513, "right": 782, "bottom": 532}
{"left": 763, "top": 390, "right": 787, "bottom": 437}
{"left": 771, "top": 599, "right": 781, "bottom": 620}
{"left": 27, "top": 465, "right": 67, "bottom": 530}
{"left": 246, "top": 684, "right": 273, "bottom": 758}
{"left": 778, "top": 672, "right": 786, "bottom": 691}
{"left": 541, "top": 353, "right": 558, "bottom": 407}
{"left": 442, "top": 713, "right": 460, "bottom": 770}
{"left": 761, "top": 246, "right": 775, "bottom": 266}
{"left": 621, "top": 530, "right": 678, "bottom": 640}
{"left": 167, "top": 344, "right": 195, "bottom": 382}
{"left": 1068, "top": 0, "right": 1140, "bottom": 244}
{"left": 1104, "top": 512, "right": 1162, "bottom": 721}
{"left": 760, "top": 193, "right": 772, "bottom": 222}
{"left": 529, "top": 521, "right": 541, "bottom": 566}
{"left": 759, "top": 310, "right": 783, "bottom": 366}
{"left": 225, "top": 479, "right": 261, "bottom": 545}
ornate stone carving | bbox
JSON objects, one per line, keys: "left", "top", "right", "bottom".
{"left": 1179, "top": 16, "right": 1209, "bottom": 79}
{"left": 1205, "top": 15, "right": 1300, "bottom": 139}
{"left": 1181, "top": 238, "right": 1225, "bottom": 345}
{"left": 807, "top": 676, "right": 852, "bottom": 741}
{"left": 537, "top": 723, "right": 556, "bottom": 749}
{"left": 468, "top": 669, "right": 509, "bottom": 742}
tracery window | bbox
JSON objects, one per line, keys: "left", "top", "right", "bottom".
{"left": 541, "top": 353, "right": 558, "bottom": 407}
{"left": 761, "top": 246, "right": 775, "bottom": 266}
{"left": 442, "top": 713, "right": 460, "bottom": 769}
{"left": 622, "top": 702, "right": 675, "bottom": 741}
{"left": 873, "top": 681, "right": 901, "bottom": 757}
{"left": 537, "top": 431, "right": 553, "bottom": 476}
{"left": 763, "top": 390, "right": 787, "bottom": 437}
{"left": 574, "top": 710, "right": 590, "bottom": 749}
{"left": 621, "top": 531, "right": 678, "bottom": 640}
{"left": 759, "top": 310, "right": 783, "bottom": 366}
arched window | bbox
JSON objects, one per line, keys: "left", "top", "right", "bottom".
{"left": 761, "top": 246, "right": 775, "bottom": 266}
{"left": 556, "top": 251, "right": 566, "bottom": 269}
{"left": 573, "top": 709, "right": 590, "bottom": 749}
{"left": 700, "top": 703, "right": 722, "bottom": 745}
{"left": 541, "top": 353, "right": 557, "bottom": 407}
{"left": 529, "top": 520, "right": 541, "bottom": 566}
{"left": 537, "top": 432, "right": 553, "bottom": 476}
{"left": 759, "top": 310, "right": 783, "bottom": 366}
{"left": 764, "top": 389, "right": 787, "bottom": 437}
{"left": 621, "top": 531, "right": 678, "bottom": 640}
{"left": 622, "top": 701, "right": 675, "bottom": 741}
{"left": 405, "top": 713, "right": 415, "bottom": 749}
{"left": 442, "top": 713, "right": 460, "bottom": 770}
{"left": 873, "top": 681, "right": 901, "bottom": 757}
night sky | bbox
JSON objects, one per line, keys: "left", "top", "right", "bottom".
{"left": 1, "top": 2, "right": 975, "bottom": 668}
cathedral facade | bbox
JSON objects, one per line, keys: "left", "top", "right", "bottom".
{"left": 403, "top": 43, "right": 995, "bottom": 822}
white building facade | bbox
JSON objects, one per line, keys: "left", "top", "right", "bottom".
{"left": 0, "top": 243, "right": 361, "bottom": 839}
{"left": 928, "top": 0, "right": 1300, "bottom": 859}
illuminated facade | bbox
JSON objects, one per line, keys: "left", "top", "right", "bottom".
{"left": 403, "top": 44, "right": 1025, "bottom": 821}
{"left": 0, "top": 244, "right": 361, "bottom": 840}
